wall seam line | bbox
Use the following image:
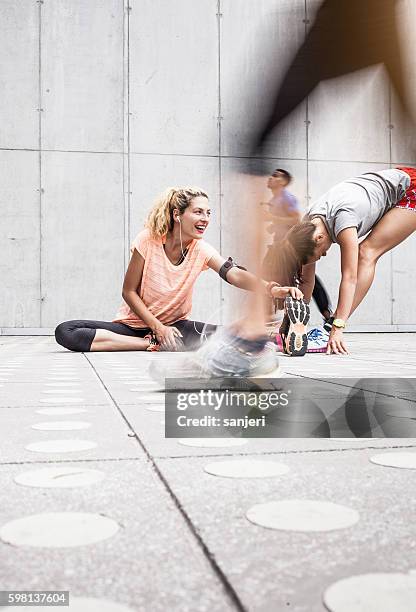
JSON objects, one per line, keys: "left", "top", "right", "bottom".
{"left": 37, "top": 0, "right": 43, "bottom": 327}
{"left": 389, "top": 81, "right": 394, "bottom": 326}
{"left": 122, "top": 0, "right": 131, "bottom": 271}
{"left": 305, "top": 0, "right": 309, "bottom": 207}
{"left": 217, "top": 0, "right": 223, "bottom": 322}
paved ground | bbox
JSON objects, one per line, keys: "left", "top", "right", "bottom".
{"left": 0, "top": 334, "right": 415, "bottom": 612}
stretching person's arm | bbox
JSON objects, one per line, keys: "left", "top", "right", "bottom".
{"left": 206, "top": 252, "right": 303, "bottom": 299}
{"left": 327, "top": 227, "right": 359, "bottom": 355}
{"left": 122, "top": 249, "right": 182, "bottom": 351}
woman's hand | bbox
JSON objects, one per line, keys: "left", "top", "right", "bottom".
{"left": 326, "top": 327, "right": 348, "bottom": 355}
{"left": 271, "top": 285, "right": 304, "bottom": 300}
{"left": 154, "top": 325, "right": 183, "bottom": 351}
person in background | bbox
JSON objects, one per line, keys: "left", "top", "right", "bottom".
{"left": 261, "top": 169, "right": 333, "bottom": 352}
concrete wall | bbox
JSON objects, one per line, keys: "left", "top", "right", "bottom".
{"left": 1, "top": 0, "right": 415, "bottom": 333}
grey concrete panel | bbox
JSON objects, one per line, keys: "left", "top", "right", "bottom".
{"left": 308, "top": 162, "right": 393, "bottom": 326}
{"left": 308, "top": 66, "right": 390, "bottom": 163}
{"left": 0, "top": 406, "right": 143, "bottom": 463}
{"left": 0, "top": 151, "right": 40, "bottom": 327}
{"left": 391, "top": 92, "right": 416, "bottom": 166}
{"left": 41, "top": 152, "right": 125, "bottom": 326}
{"left": 0, "top": 0, "right": 38, "bottom": 149}
{"left": 42, "top": 0, "right": 124, "bottom": 152}
{"left": 129, "top": 0, "right": 219, "bottom": 156}
{"left": 391, "top": 0, "right": 416, "bottom": 165}
{"left": 392, "top": 236, "right": 416, "bottom": 325}
{"left": 220, "top": 157, "right": 307, "bottom": 322}
{"left": 0, "top": 460, "right": 233, "bottom": 612}
{"left": 156, "top": 449, "right": 416, "bottom": 611}
{"left": 129, "top": 154, "right": 221, "bottom": 323}
{"left": 221, "top": 0, "right": 306, "bottom": 159}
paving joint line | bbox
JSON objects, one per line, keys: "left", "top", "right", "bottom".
{"left": 0, "top": 456, "right": 146, "bottom": 467}
{"left": 83, "top": 353, "right": 247, "bottom": 612}
{"left": 281, "top": 373, "right": 416, "bottom": 403}
{"left": 152, "top": 443, "right": 416, "bottom": 461}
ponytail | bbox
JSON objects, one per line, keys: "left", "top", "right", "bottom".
{"left": 146, "top": 187, "right": 209, "bottom": 238}
{"left": 263, "top": 221, "right": 316, "bottom": 286}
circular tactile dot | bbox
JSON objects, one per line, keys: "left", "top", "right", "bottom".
{"left": 0, "top": 512, "right": 119, "bottom": 547}
{"left": 26, "top": 440, "right": 97, "bottom": 453}
{"left": 330, "top": 438, "right": 375, "bottom": 442}
{"left": 370, "top": 452, "right": 416, "bottom": 470}
{"left": 386, "top": 406, "right": 416, "bottom": 419}
{"left": 119, "top": 375, "right": 141, "bottom": 379}
{"left": 323, "top": 571, "right": 416, "bottom": 612}
{"left": 50, "top": 370, "right": 78, "bottom": 374}
{"left": 40, "top": 398, "right": 85, "bottom": 404}
{"left": 129, "top": 385, "right": 160, "bottom": 392}
{"left": 25, "top": 596, "right": 135, "bottom": 611}
{"left": 44, "top": 382, "right": 81, "bottom": 387}
{"left": 36, "top": 408, "right": 88, "bottom": 416}
{"left": 46, "top": 378, "right": 81, "bottom": 382}
{"left": 42, "top": 389, "right": 81, "bottom": 394}
{"left": 32, "top": 421, "right": 92, "bottom": 431}
{"left": 14, "top": 467, "right": 105, "bottom": 489}
{"left": 178, "top": 438, "right": 248, "bottom": 448}
{"left": 204, "top": 459, "right": 289, "bottom": 479}
{"left": 246, "top": 499, "right": 359, "bottom": 532}
{"left": 138, "top": 393, "right": 164, "bottom": 403}
{"left": 144, "top": 405, "right": 164, "bottom": 412}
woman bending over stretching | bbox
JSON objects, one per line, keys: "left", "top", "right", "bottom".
{"left": 55, "top": 187, "right": 302, "bottom": 353}
{"left": 278, "top": 167, "right": 416, "bottom": 355}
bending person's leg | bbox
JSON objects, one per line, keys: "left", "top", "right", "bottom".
{"left": 55, "top": 320, "right": 151, "bottom": 352}
{"left": 350, "top": 208, "right": 416, "bottom": 315}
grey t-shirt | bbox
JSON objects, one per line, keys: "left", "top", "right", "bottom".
{"left": 307, "top": 169, "right": 410, "bottom": 242}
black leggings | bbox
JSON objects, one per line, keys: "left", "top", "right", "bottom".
{"left": 312, "top": 275, "right": 332, "bottom": 319}
{"left": 55, "top": 319, "right": 217, "bottom": 353}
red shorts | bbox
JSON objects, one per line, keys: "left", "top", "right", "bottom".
{"left": 395, "top": 166, "right": 416, "bottom": 211}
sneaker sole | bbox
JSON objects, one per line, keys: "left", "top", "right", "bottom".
{"left": 284, "top": 297, "right": 310, "bottom": 357}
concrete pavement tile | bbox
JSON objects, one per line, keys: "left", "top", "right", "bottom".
{"left": 155, "top": 449, "right": 416, "bottom": 611}
{"left": 0, "top": 460, "right": 234, "bottom": 612}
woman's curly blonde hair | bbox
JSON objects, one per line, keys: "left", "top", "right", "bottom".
{"left": 146, "top": 187, "right": 209, "bottom": 238}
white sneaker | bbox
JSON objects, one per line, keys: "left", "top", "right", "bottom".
{"left": 307, "top": 327, "right": 329, "bottom": 353}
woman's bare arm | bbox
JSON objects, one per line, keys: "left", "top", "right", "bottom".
{"left": 206, "top": 252, "right": 303, "bottom": 298}
{"left": 122, "top": 250, "right": 182, "bottom": 350}
{"left": 334, "top": 227, "right": 359, "bottom": 321}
